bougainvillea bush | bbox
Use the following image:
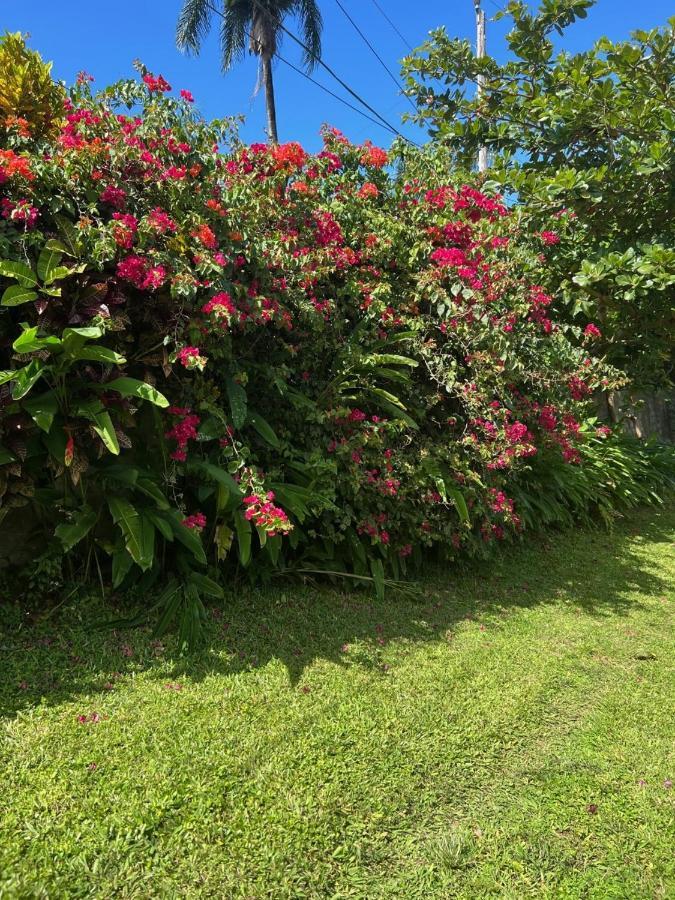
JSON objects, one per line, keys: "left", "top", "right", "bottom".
{"left": 1, "top": 45, "right": 669, "bottom": 639}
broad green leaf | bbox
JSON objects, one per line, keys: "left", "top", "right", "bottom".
{"left": 267, "top": 483, "right": 311, "bottom": 522}
{"left": 187, "top": 460, "right": 243, "bottom": 499}
{"left": 135, "top": 478, "right": 170, "bottom": 509}
{"left": 63, "top": 326, "right": 104, "bottom": 341}
{"left": 366, "top": 388, "right": 419, "bottom": 429}
{"left": 0, "top": 371, "right": 17, "bottom": 386}
{"left": 11, "top": 359, "right": 45, "bottom": 400}
{"left": 44, "top": 238, "right": 72, "bottom": 256}
{"left": 446, "top": 486, "right": 470, "bottom": 524}
{"left": 249, "top": 412, "right": 280, "bottom": 448}
{"left": 144, "top": 509, "right": 174, "bottom": 541}
{"left": 1, "top": 285, "right": 37, "bottom": 306}
{"left": 188, "top": 572, "right": 224, "bottom": 599}
{"left": 54, "top": 215, "right": 82, "bottom": 257}
{"left": 76, "top": 401, "right": 120, "bottom": 455}
{"left": 0, "top": 260, "right": 37, "bottom": 287}
{"left": 12, "top": 326, "right": 61, "bottom": 354}
{"left": 103, "top": 377, "right": 169, "bottom": 408}
{"left": 234, "top": 509, "right": 252, "bottom": 566}
{"left": 107, "top": 496, "right": 152, "bottom": 569}
{"left": 369, "top": 353, "right": 418, "bottom": 367}
{"left": 44, "top": 265, "right": 72, "bottom": 285}
{"left": 214, "top": 524, "right": 233, "bottom": 561}
{"left": 22, "top": 391, "right": 59, "bottom": 433}
{"left": 37, "top": 246, "right": 63, "bottom": 282}
{"left": 55, "top": 505, "right": 98, "bottom": 552}
{"left": 161, "top": 509, "right": 207, "bottom": 564}
{"left": 112, "top": 548, "right": 134, "bottom": 588}
{"left": 72, "top": 346, "right": 126, "bottom": 365}
{"left": 226, "top": 377, "right": 247, "bottom": 428}
{"left": 370, "top": 557, "right": 385, "bottom": 601}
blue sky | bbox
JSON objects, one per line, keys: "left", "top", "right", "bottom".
{"left": 5, "top": 1, "right": 672, "bottom": 150}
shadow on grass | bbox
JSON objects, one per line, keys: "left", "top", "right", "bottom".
{"left": 1, "top": 504, "right": 673, "bottom": 719}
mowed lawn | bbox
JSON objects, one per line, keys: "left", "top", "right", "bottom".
{"left": 1, "top": 506, "right": 673, "bottom": 899}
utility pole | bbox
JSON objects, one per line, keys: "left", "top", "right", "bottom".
{"left": 473, "top": 0, "right": 488, "bottom": 172}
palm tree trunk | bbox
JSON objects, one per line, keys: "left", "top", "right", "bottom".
{"left": 261, "top": 54, "right": 278, "bottom": 144}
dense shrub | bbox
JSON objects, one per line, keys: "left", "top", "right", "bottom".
{"left": 0, "top": 52, "right": 671, "bottom": 637}
{"left": 403, "top": 0, "right": 675, "bottom": 387}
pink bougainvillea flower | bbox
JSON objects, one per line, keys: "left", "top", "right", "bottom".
{"left": 143, "top": 73, "right": 172, "bottom": 93}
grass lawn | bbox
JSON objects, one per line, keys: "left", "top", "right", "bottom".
{"left": 1, "top": 505, "right": 674, "bottom": 899}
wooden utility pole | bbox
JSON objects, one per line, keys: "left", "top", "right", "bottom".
{"left": 473, "top": 0, "right": 488, "bottom": 172}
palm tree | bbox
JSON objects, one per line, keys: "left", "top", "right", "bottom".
{"left": 176, "top": 0, "right": 323, "bottom": 144}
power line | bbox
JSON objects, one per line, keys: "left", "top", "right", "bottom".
{"left": 233, "top": 0, "right": 417, "bottom": 144}
{"left": 368, "top": 0, "right": 414, "bottom": 52}
{"left": 333, "top": 0, "right": 416, "bottom": 111}
{"left": 275, "top": 53, "right": 400, "bottom": 137}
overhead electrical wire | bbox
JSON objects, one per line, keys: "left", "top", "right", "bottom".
{"left": 368, "top": 0, "right": 414, "bottom": 52}
{"left": 273, "top": 52, "right": 400, "bottom": 137}
{"left": 202, "top": 0, "right": 419, "bottom": 144}
{"left": 333, "top": 0, "right": 417, "bottom": 111}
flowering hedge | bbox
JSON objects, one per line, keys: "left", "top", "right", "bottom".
{"left": 0, "top": 56, "right": 631, "bottom": 621}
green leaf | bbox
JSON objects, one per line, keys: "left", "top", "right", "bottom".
{"left": 0, "top": 445, "right": 16, "bottom": 465}
{"left": 215, "top": 524, "right": 233, "bottom": 561}
{"left": 369, "top": 353, "right": 418, "bottom": 367}
{"left": 1, "top": 285, "right": 38, "bottom": 306}
{"left": 370, "top": 557, "right": 385, "bottom": 601}
{"left": 234, "top": 509, "right": 252, "bottom": 566}
{"left": 112, "top": 547, "right": 134, "bottom": 588}
{"left": 135, "top": 478, "right": 170, "bottom": 509}
{"left": 0, "top": 260, "right": 37, "bottom": 287}
{"left": 43, "top": 265, "right": 71, "bottom": 285}
{"left": 37, "top": 246, "right": 63, "bottom": 282}
{"left": 186, "top": 460, "right": 243, "bottom": 498}
{"left": 54, "top": 215, "right": 82, "bottom": 257}
{"left": 161, "top": 509, "right": 207, "bottom": 565}
{"left": 62, "top": 326, "right": 104, "bottom": 342}
{"left": 55, "top": 505, "right": 98, "bottom": 552}
{"left": 102, "top": 377, "right": 169, "bottom": 408}
{"left": 107, "top": 496, "right": 153, "bottom": 570}
{"left": 11, "top": 359, "right": 45, "bottom": 400}
{"left": 72, "top": 346, "right": 126, "bottom": 365}
{"left": 12, "top": 326, "right": 61, "bottom": 354}
{"left": 44, "top": 238, "right": 71, "bottom": 256}
{"left": 249, "top": 412, "right": 280, "bottom": 448}
{"left": 446, "top": 486, "right": 470, "bottom": 524}
{"left": 366, "top": 388, "right": 419, "bottom": 429}
{"left": 226, "top": 377, "right": 247, "bottom": 429}
{"left": 76, "top": 401, "right": 120, "bottom": 455}
{"left": 0, "top": 371, "right": 17, "bottom": 386}
{"left": 189, "top": 572, "right": 224, "bottom": 599}
{"left": 268, "top": 483, "right": 311, "bottom": 522}
{"left": 22, "top": 391, "right": 59, "bottom": 433}
{"left": 144, "top": 509, "right": 174, "bottom": 541}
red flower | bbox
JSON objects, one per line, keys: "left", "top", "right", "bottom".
{"left": 100, "top": 185, "right": 127, "bottom": 210}
{"left": 143, "top": 73, "right": 172, "bottom": 93}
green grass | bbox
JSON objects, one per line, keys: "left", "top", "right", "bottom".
{"left": 1, "top": 506, "right": 674, "bottom": 899}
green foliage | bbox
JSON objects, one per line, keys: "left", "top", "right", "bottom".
{"left": 0, "top": 33, "right": 65, "bottom": 139}
{"left": 0, "top": 59, "right": 672, "bottom": 642}
{"left": 403, "top": 1, "right": 675, "bottom": 386}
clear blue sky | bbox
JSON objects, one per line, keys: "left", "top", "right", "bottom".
{"left": 5, "top": 1, "right": 672, "bottom": 150}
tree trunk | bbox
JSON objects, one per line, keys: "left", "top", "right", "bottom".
{"left": 261, "top": 54, "right": 278, "bottom": 144}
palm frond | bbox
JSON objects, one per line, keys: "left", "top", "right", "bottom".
{"left": 176, "top": 0, "right": 214, "bottom": 54}
{"left": 294, "top": 0, "right": 322, "bottom": 72}
{"left": 221, "top": 0, "right": 251, "bottom": 70}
